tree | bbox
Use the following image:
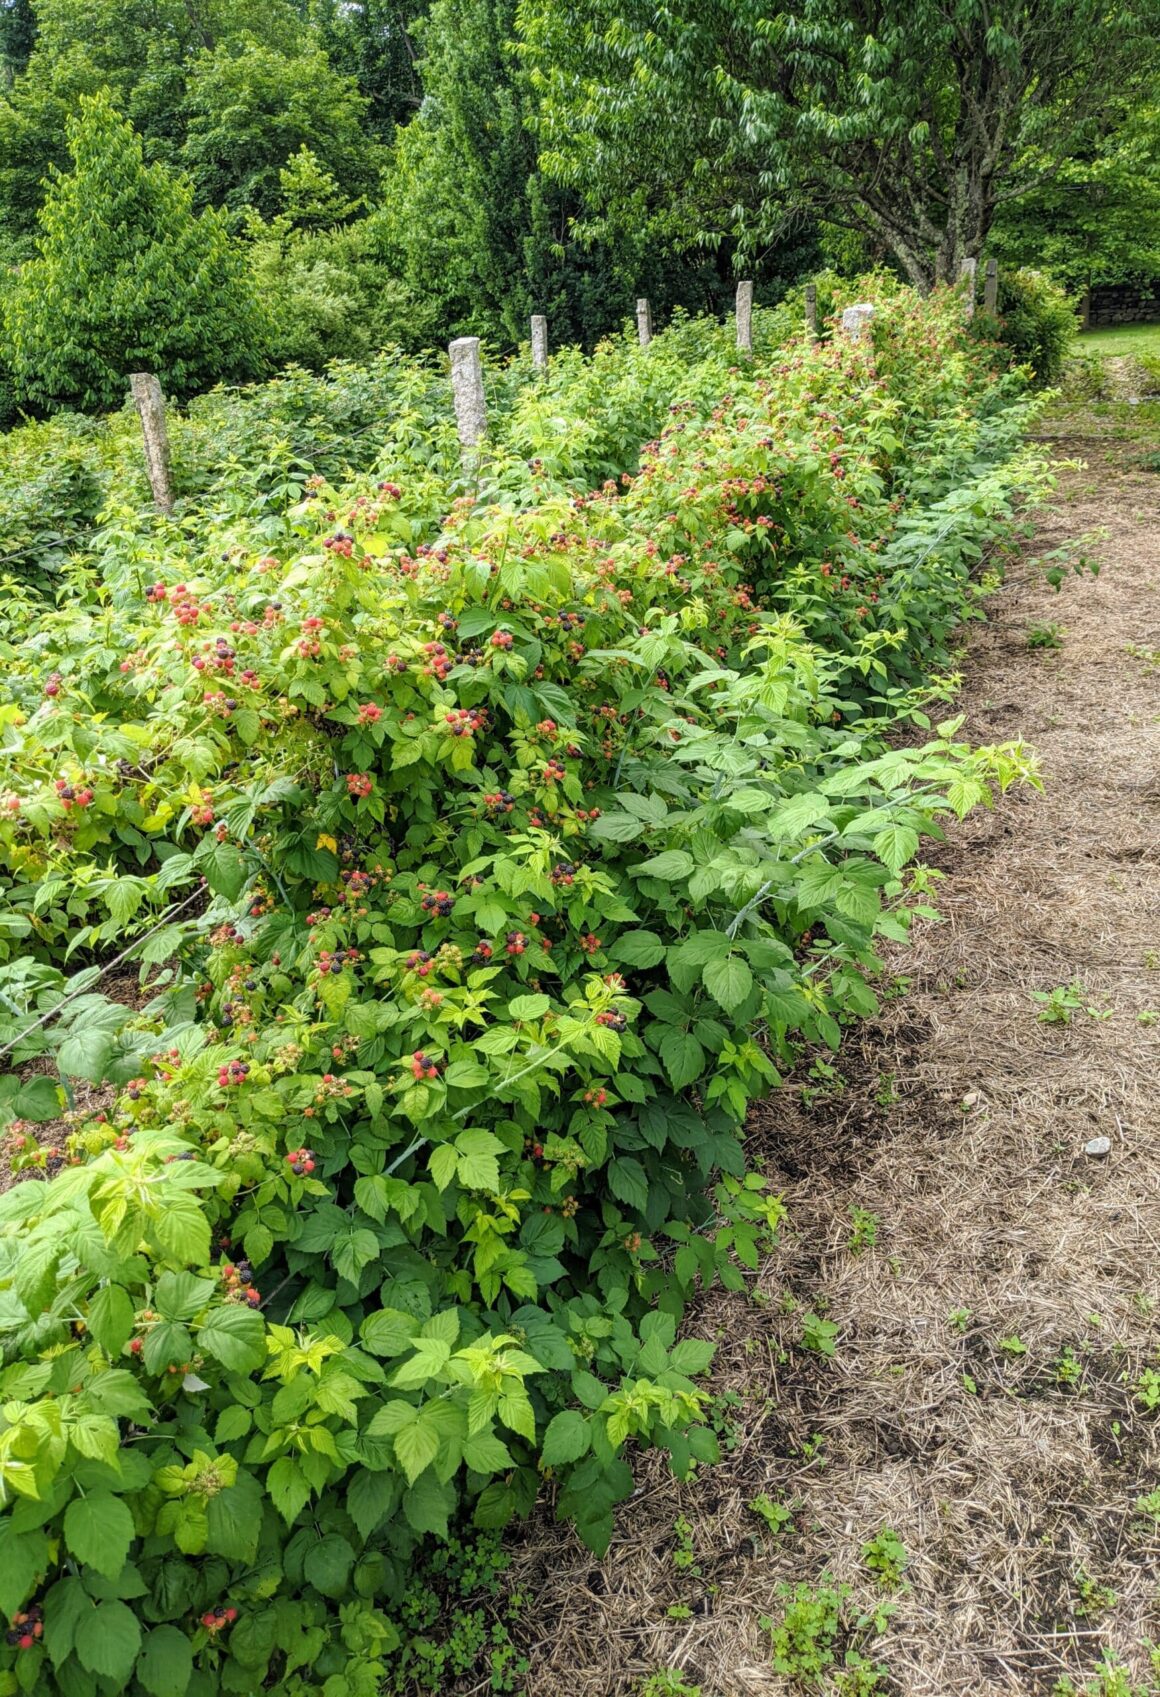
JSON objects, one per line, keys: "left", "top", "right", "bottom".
{"left": 3, "top": 91, "right": 267, "bottom": 411}
{"left": 0, "top": 0, "right": 319, "bottom": 240}
{"left": 990, "top": 102, "right": 1160, "bottom": 293}
{"left": 381, "top": 0, "right": 743, "bottom": 349}
{"left": 179, "top": 34, "right": 380, "bottom": 217}
{"left": 518, "top": 0, "right": 1160, "bottom": 288}
{"left": 308, "top": 0, "right": 429, "bottom": 138}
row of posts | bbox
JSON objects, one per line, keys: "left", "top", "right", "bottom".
{"left": 129, "top": 256, "right": 1003, "bottom": 503}
{"left": 448, "top": 257, "right": 999, "bottom": 450}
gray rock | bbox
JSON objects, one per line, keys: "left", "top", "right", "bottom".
{"left": 1084, "top": 1135, "right": 1112, "bottom": 1158}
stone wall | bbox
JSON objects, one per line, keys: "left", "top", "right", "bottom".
{"left": 1087, "top": 283, "right": 1160, "bottom": 327}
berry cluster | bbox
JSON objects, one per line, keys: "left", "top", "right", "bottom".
{"left": 420, "top": 888, "right": 455, "bottom": 918}
{"left": 345, "top": 773, "right": 373, "bottom": 798}
{"left": 217, "top": 1060, "right": 250, "bottom": 1088}
{"left": 7, "top": 1606, "right": 43, "bottom": 1649}
{"left": 285, "top": 1147, "right": 315, "bottom": 1176}
{"left": 410, "top": 1051, "right": 440, "bottom": 1080}
{"left": 43, "top": 671, "right": 62, "bottom": 697}
{"left": 505, "top": 931, "right": 527, "bottom": 957}
{"left": 549, "top": 861, "right": 576, "bottom": 886}
{"left": 200, "top": 1606, "right": 238, "bottom": 1634}
{"left": 357, "top": 702, "right": 383, "bottom": 725}
{"left": 323, "top": 530, "right": 355, "bottom": 556}
{"left": 55, "top": 779, "right": 94, "bottom": 809}
{"left": 596, "top": 1011, "right": 627, "bottom": 1032}
{"left": 444, "top": 707, "right": 486, "bottom": 738}
{"left": 483, "top": 790, "right": 515, "bottom": 816}
{"left": 317, "top": 948, "right": 357, "bottom": 976}
{"left": 406, "top": 949, "right": 435, "bottom": 977}
{"left": 490, "top": 630, "right": 514, "bottom": 650}
{"left": 420, "top": 641, "right": 453, "bottom": 681}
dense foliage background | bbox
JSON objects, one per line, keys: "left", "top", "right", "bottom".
{"left": 0, "top": 0, "right": 1153, "bottom": 416}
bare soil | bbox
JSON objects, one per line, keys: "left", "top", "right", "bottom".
{"left": 501, "top": 406, "right": 1160, "bottom": 1696}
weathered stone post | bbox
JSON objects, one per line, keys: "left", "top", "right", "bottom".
{"left": 636, "top": 298, "right": 652, "bottom": 346}
{"left": 959, "top": 256, "right": 978, "bottom": 320}
{"left": 840, "top": 302, "right": 875, "bottom": 341}
{"left": 1080, "top": 290, "right": 1092, "bottom": 331}
{"left": 736, "top": 280, "right": 754, "bottom": 353}
{"left": 984, "top": 257, "right": 999, "bottom": 314}
{"left": 449, "top": 336, "right": 487, "bottom": 450}
{"left": 530, "top": 314, "right": 548, "bottom": 372}
{"left": 804, "top": 282, "right": 818, "bottom": 341}
{"left": 129, "top": 372, "right": 174, "bottom": 515}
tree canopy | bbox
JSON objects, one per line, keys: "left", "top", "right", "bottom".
{"left": 518, "top": 0, "right": 1160, "bottom": 287}
{"left": 3, "top": 91, "right": 266, "bottom": 409}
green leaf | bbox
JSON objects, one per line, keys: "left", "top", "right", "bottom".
{"left": 607, "top": 1156, "right": 648, "bottom": 1214}
{"left": 634, "top": 850, "right": 694, "bottom": 881}
{"left": 86, "top": 1285, "right": 134, "bottom": 1356}
{"left": 872, "top": 822, "right": 920, "bottom": 873}
{"left": 703, "top": 954, "right": 753, "bottom": 1012}
{"left": 610, "top": 930, "right": 665, "bottom": 968}
{"left": 136, "top": 1625, "right": 193, "bottom": 1697}
{"left": 768, "top": 792, "right": 830, "bottom": 839}
{"left": 12, "top": 1075, "right": 63, "bottom": 1121}
{"left": 402, "top": 1472, "right": 454, "bottom": 1537}
{"left": 541, "top": 1409, "right": 591, "bottom": 1466}
{"left": 658, "top": 1028, "right": 705, "bottom": 1091}
{"left": 509, "top": 993, "right": 550, "bottom": 1020}
{"left": 359, "top": 1308, "right": 417, "bottom": 1357}
{"left": 154, "top": 1271, "right": 217, "bottom": 1322}
{"left": 303, "top": 1534, "right": 355, "bottom": 1598}
{"left": 0, "top": 1524, "right": 39, "bottom": 1615}
{"left": 199, "top": 839, "right": 247, "bottom": 901}
{"left": 267, "top": 1456, "right": 311, "bottom": 1525}
{"left": 669, "top": 1338, "right": 716, "bottom": 1375}
{"left": 462, "top": 1430, "right": 514, "bottom": 1473}
{"left": 74, "top": 1600, "right": 141, "bottom": 1683}
{"left": 444, "top": 1059, "right": 489, "bottom": 1088}
{"left": 142, "top": 1321, "right": 192, "bottom": 1374}
{"left": 390, "top": 1338, "right": 450, "bottom": 1390}
{"left": 64, "top": 1491, "right": 134, "bottom": 1580}
{"left": 55, "top": 1027, "right": 115, "bottom": 1081}
{"left": 195, "top": 1304, "right": 266, "bottom": 1373}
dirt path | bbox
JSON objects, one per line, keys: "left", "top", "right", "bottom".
{"left": 506, "top": 405, "right": 1160, "bottom": 1697}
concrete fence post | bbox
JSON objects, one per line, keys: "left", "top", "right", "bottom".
{"left": 840, "top": 302, "right": 875, "bottom": 341}
{"left": 983, "top": 257, "right": 999, "bottom": 314}
{"left": 804, "top": 282, "right": 818, "bottom": 341}
{"left": 636, "top": 298, "right": 652, "bottom": 347}
{"left": 959, "top": 256, "right": 978, "bottom": 321}
{"left": 449, "top": 336, "right": 487, "bottom": 450}
{"left": 735, "top": 279, "right": 754, "bottom": 353}
{"left": 129, "top": 372, "right": 174, "bottom": 515}
{"left": 1080, "top": 290, "right": 1092, "bottom": 331}
{"left": 530, "top": 314, "right": 548, "bottom": 372}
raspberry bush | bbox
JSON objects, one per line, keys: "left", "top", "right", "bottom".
{"left": 0, "top": 281, "right": 1044, "bottom": 1696}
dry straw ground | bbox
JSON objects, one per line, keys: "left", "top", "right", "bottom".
{"left": 500, "top": 399, "right": 1160, "bottom": 1696}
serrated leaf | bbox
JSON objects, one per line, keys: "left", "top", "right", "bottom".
{"left": 195, "top": 1304, "right": 265, "bottom": 1372}
{"left": 86, "top": 1285, "right": 134, "bottom": 1356}
{"left": 541, "top": 1409, "right": 591, "bottom": 1466}
{"left": 768, "top": 791, "right": 830, "bottom": 839}
{"left": 634, "top": 850, "right": 694, "bottom": 881}
{"left": 136, "top": 1624, "right": 193, "bottom": 1697}
{"left": 703, "top": 954, "right": 753, "bottom": 1012}
{"left": 610, "top": 930, "right": 665, "bottom": 967}
{"left": 658, "top": 1028, "right": 705, "bottom": 1091}
{"left": 64, "top": 1491, "right": 134, "bottom": 1580}
{"left": 75, "top": 1599, "right": 141, "bottom": 1682}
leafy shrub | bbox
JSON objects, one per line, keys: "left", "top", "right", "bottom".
{"left": 975, "top": 267, "right": 1076, "bottom": 385}
{"left": 4, "top": 93, "right": 267, "bottom": 414}
{"left": 0, "top": 285, "right": 1044, "bottom": 1695}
